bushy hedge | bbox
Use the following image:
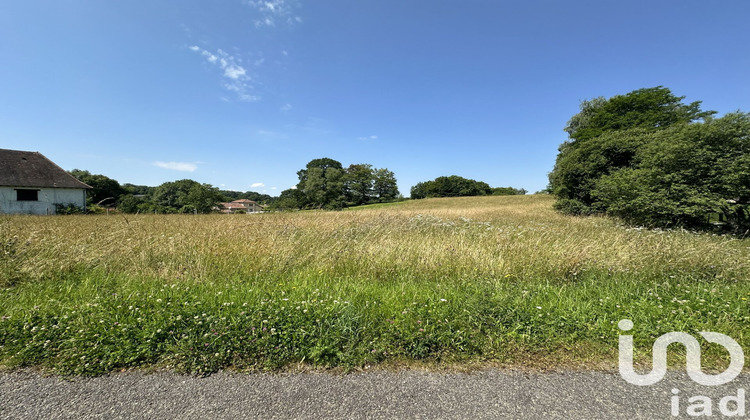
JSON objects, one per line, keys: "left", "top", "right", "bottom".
{"left": 550, "top": 87, "right": 750, "bottom": 232}
{"left": 410, "top": 175, "right": 491, "bottom": 199}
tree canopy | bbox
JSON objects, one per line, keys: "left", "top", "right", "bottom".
{"left": 272, "top": 158, "right": 400, "bottom": 210}
{"left": 372, "top": 168, "right": 400, "bottom": 202}
{"left": 151, "top": 179, "right": 224, "bottom": 214}
{"left": 410, "top": 175, "right": 492, "bottom": 199}
{"left": 592, "top": 113, "right": 750, "bottom": 230}
{"left": 492, "top": 187, "right": 527, "bottom": 196}
{"left": 298, "top": 158, "right": 346, "bottom": 209}
{"left": 549, "top": 86, "right": 750, "bottom": 232}
{"left": 69, "top": 169, "right": 126, "bottom": 206}
{"left": 562, "top": 86, "right": 715, "bottom": 143}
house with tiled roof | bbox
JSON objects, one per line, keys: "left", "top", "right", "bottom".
{"left": 0, "top": 148, "right": 91, "bottom": 214}
{"left": 219, "top": 199, "right": 263, "bottom": 213}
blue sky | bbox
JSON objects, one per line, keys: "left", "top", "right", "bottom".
{"left": 1, "top": 1, "right": 748, "bottom": 196}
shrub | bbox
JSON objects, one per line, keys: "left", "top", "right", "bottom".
{"left": 550, "top": 86, "right": 750, "bottom": 232}
{"left": 54, "top": 203, "right": 86, "bottom": 215}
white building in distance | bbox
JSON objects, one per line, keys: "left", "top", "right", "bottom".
{"left": 0, "top": 148, "right": 91, "bottom": 215}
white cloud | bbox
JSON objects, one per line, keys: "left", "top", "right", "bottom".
{"left": 270, "top": 186, "right": 277, "bottom": 190}
{"left": 190, "top": 46, "right": 259, "bottom": 102}
{"left": 248, "top": 0, "right": 301, "bottom": 27}
{"left": 153, "top": 161, "right": 198, "bottom": 172}
{"left": 239, "top": 93, "right": 261, "bottom": 102}
{"left": 280, "top": 103, "right": 292, "bottom": 112}
{"left": 251, "top": 182, "right": 265, "bottom": 188}
{"left": 224, "top": 65, "right": 246, "bottom": 80}
{"left": 357, "top": 135, "right": 378, "bottom": 141}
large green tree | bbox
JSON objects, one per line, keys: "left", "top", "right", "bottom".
{"left": 592, "top": 113, "right": 750, "bottom": 230}
{"left": 69, "top": 169, "right": 126, "bottom": 206}
{"left": 563, "top": 86, "right": 715, "bottom": 143}
{"left": 549, "top": 87, "right": 715, "bottom": 215}
{"left": 550, "top": 86, "right": 750, "bottom": 231}
{"left": 372, "top": 168, "right": 400, "bottom": 202}
{"left": 271, "top": 188, "right": 307, "bottom": 211}
{"left": 152, "top": 179, "right": 223, "bottom": 213}
{"left": 288, "top": 158, "right": 400, "bottom": 209}
{"left": 344, "top": 164, "right": 375, "bottom": 206}
{"left": 298, "top": 158, "right": 346, "bottom": 209}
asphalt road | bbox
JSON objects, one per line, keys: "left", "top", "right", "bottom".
{"left": 1, "top": 369, "right": 748, "bottom": 419}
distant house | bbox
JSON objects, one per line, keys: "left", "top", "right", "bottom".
{"left": 0, "top": 148, "right": 91, "bottom": 215}
{"left": 219, "top": 199, "right": 263, "bottom": 213}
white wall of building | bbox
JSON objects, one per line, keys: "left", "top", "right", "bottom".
{"left": 0, "top": 187, "right": 87, "bottom": 215}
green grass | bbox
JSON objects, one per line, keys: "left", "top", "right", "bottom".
{"left": 1, "top": 195, "right": 749, "bottom": 375}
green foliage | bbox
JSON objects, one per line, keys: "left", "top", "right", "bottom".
{"left": 115, "top": 194, "right": 142, "bottom": 214}
{"left": 122, "top": 183, "right": 155, "bottom": 196}
{"left": 409, "top": 182, "right": 428, "bottom": 200}
{"left": 550, "top": 128, "right": 652, "bottom": 213}
{"left": 592, "top": 113, "right": 750, "bottom": 231}
{"left": 410, "top": 175, "right": 492, "bottom": 199}
{"left": 69, "top": 169, "right": 127, "bottom": 206}
{"left": 118, "top": 184, "right": 276, "bottom": 214}
{"left": 563, "top": 86, "right": 715, "bottom": 143}
{"left": 298, "top": 158, "right": 346, "bottom": 209}
{"left": 152, "top": 179, "right": 224, "bottom": 214}
{"left": 341, "top": 165, "right": 400, "bottom": 206}
{"left": 286, "top": 158, "right": 400, "bottom": 210}
{"left": 219, "top": 190, "right": 273, "bottom": 204}
{"left": 270, "top": 188, "right": 307, "bottom": 211}
{"left": 66, "top": 158, "right": 397, "bottom": 214}
{"left": 373, "top": 168, "right": 400, "bottom": 202}
{"left": 491, "top": 187, "right": 527, "bottom": 196}
{"left": 549, "top": 87, "right": 750, "bottom": 231}
{"left": 53, "top": 203, "right": 85, "bottom": 215}
{"left": 344, "top": 164, "right": 375, "bottom": 206}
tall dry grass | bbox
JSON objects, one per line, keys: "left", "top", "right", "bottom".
{"left": 2, "top": 195, "right": 747, "bottom": 286}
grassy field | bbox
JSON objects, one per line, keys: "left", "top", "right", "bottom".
{"left": 1, "top": 195, "right": 749, "bottom": 375}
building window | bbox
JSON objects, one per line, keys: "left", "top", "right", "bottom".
{"left": 16, "top": 189, "right": 39, "bottom": 201}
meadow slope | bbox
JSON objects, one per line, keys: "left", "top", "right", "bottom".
{"left": 1, "top": 195, "right": 748, "bottom": 375}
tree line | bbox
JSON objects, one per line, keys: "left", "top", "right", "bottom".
{"left": 411, "top": 175, "right": 526, "bottom": 199}
{"left": 69, "top": 170, "right": 273, "bottom": 214}
{"left": 68, "top": 157, "right": 402, "bottom": 213}
{"left": 70, "top": 160, "right": 528, "bottom": 214}
{"left": 272, "top": 158, "right": 400, "bottom": 210}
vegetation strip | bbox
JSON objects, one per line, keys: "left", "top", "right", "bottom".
{"left": 2, "top": 196, "right": 748, "bottom": 375}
